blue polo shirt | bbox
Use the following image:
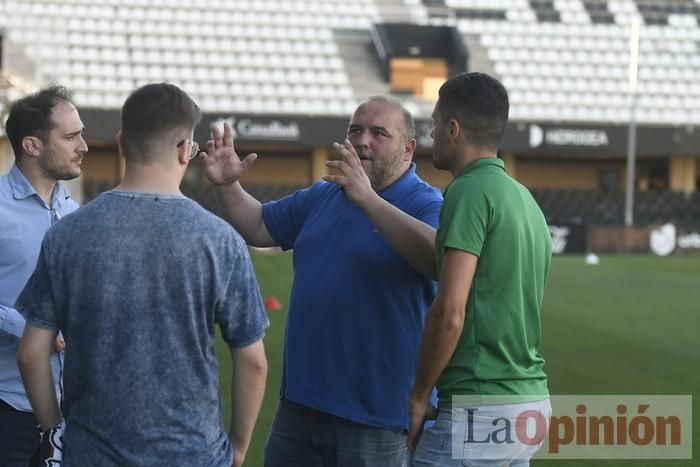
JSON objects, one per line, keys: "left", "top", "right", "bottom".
{"left": 262, "top": 163, "right": 442, "bottom": 431}
{"left": 0, "top": 164, "right": 77, "bottom": 411}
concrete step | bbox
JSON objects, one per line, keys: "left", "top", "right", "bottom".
{"left": 333, "top": 28, "right": 390, "bottom": 99}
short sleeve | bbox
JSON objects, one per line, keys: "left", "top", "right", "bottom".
{"left": 439, "top": 181, "right": 491, "bottom": 258}
{"left": 216, "top": 240, "right": 269, "bottom": 348}
{"left": 261, "top": 183, "right": 323, "bottom": 250}
{"left": 15, "top": 238, "right": 60, "bottom": 331}
{"left": 412, "top": 186, "right": 443, "bottom": 229}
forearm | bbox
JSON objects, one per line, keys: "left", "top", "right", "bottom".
{"left": 361, "top": 192, "right": 437, "bottom": 280}
{"left": 229, "top": 343, "right": 267, "bottom": 459}
{"left": 411, "top": 300, "right": 465, "bottom": 403}
{"left": 214, "top": 183, "right": 275, "bottom": 247}
{"left": 17, "top": 348, "right": 61, "bottom": 430}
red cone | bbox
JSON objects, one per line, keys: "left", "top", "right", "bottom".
{"left": 264, "top": 296, "right": 283, "bottom": 311}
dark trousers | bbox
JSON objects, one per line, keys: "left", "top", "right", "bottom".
{"left": 264, "top": 399, "right": 407, "bottom": 467}
{"left": 0, "top": 399, "right": 39, "bottom": 467}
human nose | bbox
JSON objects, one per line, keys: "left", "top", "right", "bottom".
{"left": 77, "top": 136, "right": 88, "bottom": 154}
{"left": 353, "top": 130, "right": 371, "bottom": 147}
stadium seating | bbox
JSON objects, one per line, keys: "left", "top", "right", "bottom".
{"left": 0, "top": 0, "right": 371, "bottom": 115}
{"left": 530, "top": 188, "right": 700, "bottom": 226}
{"left": 408, "top": 0, "right": 700, "bottom": 125}
{"left": 1, "top": 0, "right": 700, "bottom": 125}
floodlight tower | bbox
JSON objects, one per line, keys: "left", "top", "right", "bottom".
{"left": 624, "top": 17, "right": 641, "bottom": 227}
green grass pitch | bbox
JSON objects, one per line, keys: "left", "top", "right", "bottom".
{"left": 215, "top": 253, "right": 700, "bottom": 467}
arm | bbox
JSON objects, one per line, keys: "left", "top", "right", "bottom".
{"left": 407, "top": 248, "right": 478, "bottom": 450}
{"left": 324, "top": 140, "right": 438, "bottom": 279}
{"left": 0, "top": 305, "right": 27, "bottom": 349}
{"left": 1, "top": 305, "right": 65, "bottom": 353}
{"left": 214, "top": 183, "right": 276, "bottom": 248}
{"left": 202, "top": 122, "right": 276, "bottom": 247}
{"left": 17, "top": 324, "right": 62, "bottom": 431}
{"left": 229, "top": 339, "right": 267, "bottom": 467}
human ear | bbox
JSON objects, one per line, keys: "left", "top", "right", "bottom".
{"left": 448, "top": 119, "right": 460, "bottom": 142}
{"left": 403, "top": 138, "right": 417, "bottom": 161}
{"left": 176, "top": 139, "right": 190, "bottom": 166}
{"left": 21, "top": 136, "right": 43, "bottom": 157}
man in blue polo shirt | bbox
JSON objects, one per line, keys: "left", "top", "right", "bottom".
{"left": 329, "top": 73, "right": 552, "bottom": 466}
{"left": 203, "top": 96, "right": 443, "bottom": 466}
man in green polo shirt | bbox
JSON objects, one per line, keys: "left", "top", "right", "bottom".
{"left": 410, "top": 72, "right": 551, "bottom": 466}
{"left": 327, "top": 72, "right": 552, "bottom": 466}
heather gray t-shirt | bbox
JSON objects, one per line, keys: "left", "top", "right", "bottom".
{"left": 16, "top": 191, "right": 268, "bottom": 467}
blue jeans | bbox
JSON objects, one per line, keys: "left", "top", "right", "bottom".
{"left": 412, "top": 398, "right": 551, "bottom": 467}
{"left": 264, "top": 399, "right": 407, "bottom": 467}
{"left": 0, "top": 399, "right": 40, "bottom": 467}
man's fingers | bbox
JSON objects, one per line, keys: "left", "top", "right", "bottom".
{"left": 223, "top": 122, "right": 234, "bottom": 148}
{"left": 325, "top": 160, "right": 346, "bottom": 172}
{"left": 202, "top": 141, "right": 216, "bottom": 162}
{"left": 426, "top": 404, "right": 439, "bottom": 420}
{"left": 210, "top": 123, "right": 222, "bottom": 141}
{"left": 322, "top": 175, "right": 345, "bottom": 185}
{"left": 407, "top": 425, "right": 420, "bottom": 451}
{"left": 333, "top": 141, "right": 358, "bottom": 165}
{"left": 241, "top": 152, "right": 258, "bottom": 170}
{"left": 210, "top": 124, "right": 223, "bottom": 150}
{"left": 54, "top": 337, "right": 65, "bottom": 353}
{"left": 342, "top": 139, "right": 362, "bottom": 166}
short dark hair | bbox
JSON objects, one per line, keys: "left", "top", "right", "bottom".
{"left": 437, "top": 72, "right": 509, "bottom": 149}
{"left": 120, "top": 83, "right": 201, "bottom": 162}
{"left": 5, "top": 85, "right": 73, "bottom": 160}
{"left": 363, "top": 95, "right": 416, "bottom": 141}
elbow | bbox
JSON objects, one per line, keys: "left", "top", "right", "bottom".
{"left": 16, "top": 346, "right": 38, "bottom": 375}
{"left": 239, "top": 346, "right": 268, "bottom": 380}
{"left": 252, "top": 353, "right": 268, "bottom": 378}
{"left": 16, "top": 350, "right": 28, "bottom": 373}
{"left": 247, "top": 354, "right": 268, "bottom": 388}
{"left": 434, "top": 306, "right": 466, "bottom": 334}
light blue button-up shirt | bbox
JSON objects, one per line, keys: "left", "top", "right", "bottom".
{"left": 0, "top": 164, "right": 78, "bottom": 411}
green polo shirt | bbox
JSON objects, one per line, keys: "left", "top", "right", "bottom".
{"left": 435, "top": 157, "right": 551, "bottom": 405}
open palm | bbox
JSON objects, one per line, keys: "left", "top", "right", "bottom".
{"left": 202, "top": 122, "right": 257, "bottom": 186}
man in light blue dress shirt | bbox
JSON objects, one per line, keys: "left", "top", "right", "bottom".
{"left": 0, "top": 85, "right": 87, "bottom": 466}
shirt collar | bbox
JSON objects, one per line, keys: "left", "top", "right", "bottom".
{"left": 8, "top": 165, "right": 37, "bottom": 200}
{"left": 456, "top": 157, "right": 505, "bottom": 178}
{"left": 378, "top": 162, "right": 419, "bottom": 202}
{"left": 8, "top": 164, "right": 72, "bottom": 208}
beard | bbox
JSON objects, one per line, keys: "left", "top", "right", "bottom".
{"left": 39, "top": 146, "right": 82, "bottom": 181}
{"left": 431, "top": 140, "right": 451, "bottom": 171}
{"left": 357, "top": 148, "right": 405, "bottom": 191}
{"left": 432, "top": 152, "right": 450, "bottom": 171}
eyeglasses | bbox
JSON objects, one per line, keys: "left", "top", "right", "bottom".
{"left": 177, "top": 139, "right": 200, "bottom": 160}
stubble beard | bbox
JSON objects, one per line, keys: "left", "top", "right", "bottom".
{"left": 40, "top": 146, "right": 82, "bottom": 181}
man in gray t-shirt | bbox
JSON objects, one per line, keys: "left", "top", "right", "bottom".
{"left": 16, "top": 83, "right": 269, "bottom": 467}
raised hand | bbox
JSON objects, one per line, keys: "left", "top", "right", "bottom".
{"left": 323, "top": 139, "right": 377, "bottom": 207}
{"left": 202, "top": 122, "right": 257, "bottom": 186}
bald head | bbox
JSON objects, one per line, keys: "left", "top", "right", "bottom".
{"left": 357, "top": 96, "right": 415, "bottom": 142}
{"left": 346, "top": 96, "right": 417, "bottom": 191}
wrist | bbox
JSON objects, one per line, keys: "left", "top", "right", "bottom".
{"left": 360, "top": 190, "right": 384, "bottom": 213}
{"left": 409, "top": 390, "right": 430, "bottom": 408}
{"left": 213, "top": 179, "right": 241, "bottom": 189}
